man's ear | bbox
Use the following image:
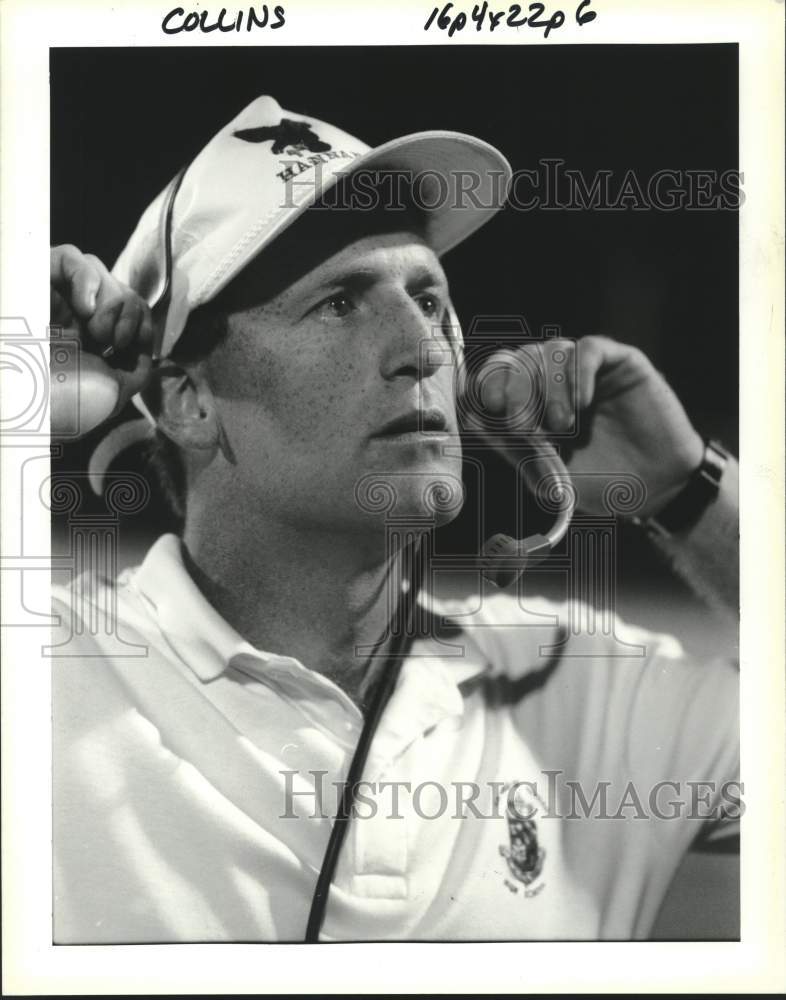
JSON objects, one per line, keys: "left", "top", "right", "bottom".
{"left": 154, "top": 363, "right": 222, "bottom": 454}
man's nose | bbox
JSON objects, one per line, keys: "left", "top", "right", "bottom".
{"left": 378, "top": 297, "right": 444, "bottom": 382}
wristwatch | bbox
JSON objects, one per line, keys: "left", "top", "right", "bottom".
{"left": 636, "top": 439, "right": 729, "bottom": 538}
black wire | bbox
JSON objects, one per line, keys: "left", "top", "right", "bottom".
{"left": 150, "top": 164, "right": 188, "bottom": 358}
{"left": 304, "top": 536, "right": 425, "bottom": 942}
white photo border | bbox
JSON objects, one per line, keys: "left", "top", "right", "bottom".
{"left": 1, "top": 0, "right": 784, "bottom": 993}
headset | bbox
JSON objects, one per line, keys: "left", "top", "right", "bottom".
{"left": 55, "top": 165, "right": 576, "bottom": 940}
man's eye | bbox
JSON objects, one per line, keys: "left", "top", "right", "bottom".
{"left": 317, "top": 293, "right": 354, "bottom": 319}
{"left": 417, "top": 293, "right": 442, "bottom": 318}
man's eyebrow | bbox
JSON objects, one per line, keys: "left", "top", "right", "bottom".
{"left": 307, "top": 268, "right": 378, "bottom": 294}
{"left": 305, "top": 262, "right": 449, "bottom": 295}
{"left": 406, "top": 264, "right": 450, "bottom": 293}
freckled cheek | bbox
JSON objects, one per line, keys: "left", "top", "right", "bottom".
{"left": 224, "top": 353, "right": 366, "bottom": 448}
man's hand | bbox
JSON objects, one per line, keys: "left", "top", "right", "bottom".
{"left": 50, "top": 245, "right": 155, "bottom": 437}
{"left": 476, "top": 335, "right": 704, "bottom": 519}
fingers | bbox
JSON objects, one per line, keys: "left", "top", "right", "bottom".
{"left": 50, "top": 244, "right": 102, "bottom": 319}
{"left": 50, "top": 244, "right": 156, "bottom": 437}
{"left": 540, "top": 339, "right": 575, "bottom": 433}
{"left": 50, "top": 244, "right": 154, "bottom": 359}
{"left": 114, "top": 346, "right": 155, "bottom": 411}
{"left": 475, "top": 348, "right": 529, "bottom": 413}
{"left": 50, "top": 285, "right": 74, "bottom": 328}
{"left": 479, "top": 340, "right": 576, "bottom": 435}
{"left": 575, "top": 334, "right": 637, "bottom": 409}
{"left": 476, "top": 335, "right": 654, "bottom": 439}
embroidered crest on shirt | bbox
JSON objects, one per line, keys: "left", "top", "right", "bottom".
{"left": 497, "top": 782, "right": 547, "bottom": 896}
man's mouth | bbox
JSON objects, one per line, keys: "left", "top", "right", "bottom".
{"left": 371, "top": 408, "right": 449, "bottom": 438}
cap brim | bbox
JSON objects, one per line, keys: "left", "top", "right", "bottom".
{"left": 204, "top": 130, "right": 512, "bottom": 307}
{"left": 338, "top": 130, "right": 513, "bottom": 255}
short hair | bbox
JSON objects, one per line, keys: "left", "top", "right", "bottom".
{"left": 146, "top": 174, "right": 430, "bottom": 525}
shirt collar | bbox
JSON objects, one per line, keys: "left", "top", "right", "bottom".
{"left": 129, "top": 533, "right": 260, "bottom": 682}
{"left": 129, "top": 533, "right": 491, "bottom": 693}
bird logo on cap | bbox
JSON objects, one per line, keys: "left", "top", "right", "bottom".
{"left": 233, "top": 118, "right": 332, "bottom": 156}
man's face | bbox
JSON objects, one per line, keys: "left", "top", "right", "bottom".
{"left": 202, "top": 229, "right": 464, "bottom": 535}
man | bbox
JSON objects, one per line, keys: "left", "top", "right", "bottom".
{"left": 50, "top": 95, "right": 739, "bottom": 943}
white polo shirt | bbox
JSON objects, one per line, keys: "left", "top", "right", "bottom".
{"left": 52, "top": 533, "right": 739, "bottom": 943}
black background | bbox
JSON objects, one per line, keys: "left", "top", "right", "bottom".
{"left": 50, "top": 44, "right": 739, "bottom": 644}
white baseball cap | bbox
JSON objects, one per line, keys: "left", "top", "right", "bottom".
{"left": 90, "top": 95, "right": 512, "bottom": 487}
{"left": 113, "top": 94, "right": 512, "bottom": 357}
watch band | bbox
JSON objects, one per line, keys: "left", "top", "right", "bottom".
{"left": 641, "top": 439, "right": 728, "bottom": 537}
